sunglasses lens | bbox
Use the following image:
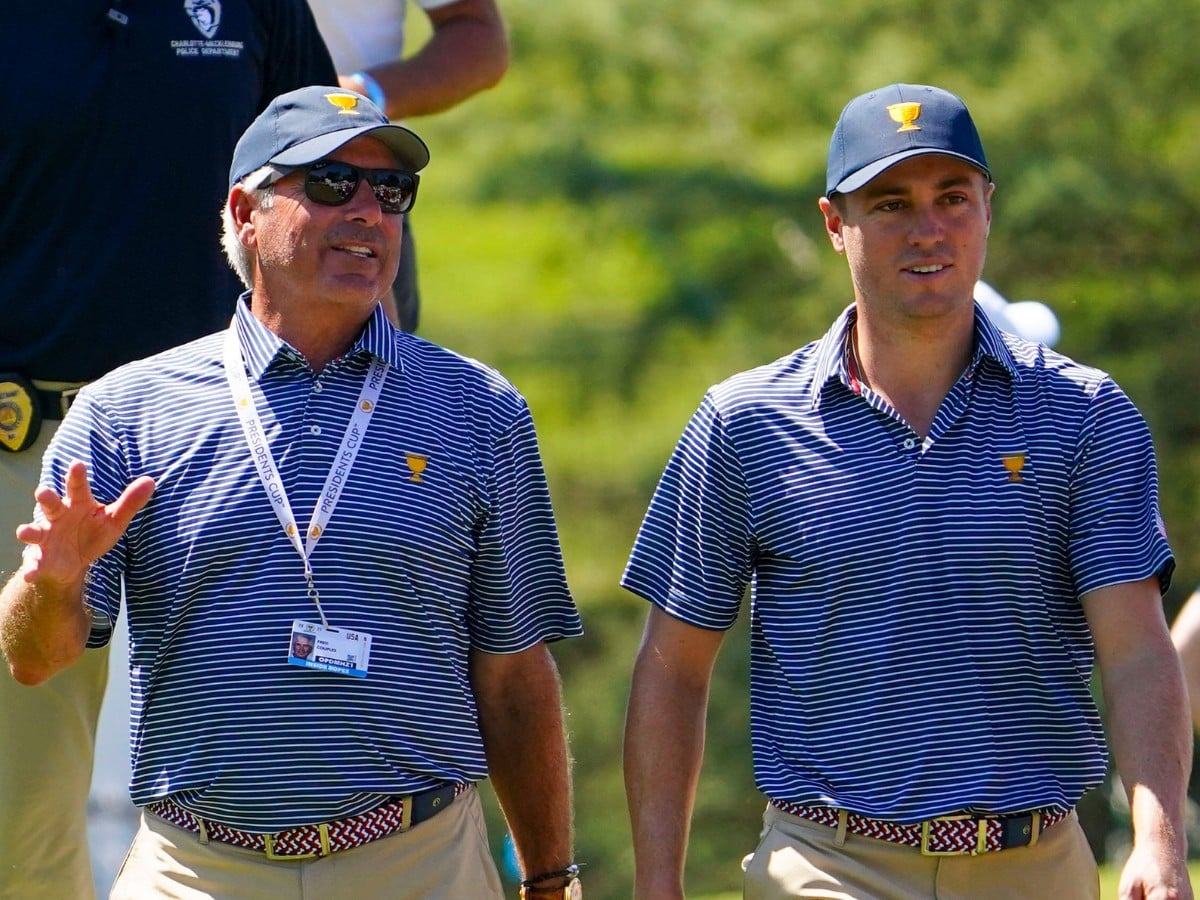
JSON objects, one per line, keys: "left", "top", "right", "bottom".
{"left": 304, "top": 163, "right": 358, "bottom": 206}
{"left": 366, "top": 171, "right": 416, "bottom": 215}
{"left": 302, "top": 163, "right": 416, "bottom": 215}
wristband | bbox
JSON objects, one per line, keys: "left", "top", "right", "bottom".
{"left": 520, "top": 864, "right": 581, "bottom": 887}
{"left": 349, "top": 70, "right": 387, "bottom": 113}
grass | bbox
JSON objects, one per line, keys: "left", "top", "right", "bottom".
{"left": 691, "top": 862, "right": 1200, "bottom": 899}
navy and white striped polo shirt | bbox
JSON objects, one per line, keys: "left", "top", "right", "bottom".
{"left": 42, "top": 299, "right": 582, "bottom": 831}
{"left": 623, "top": 304, "right": 1172, "bottom": 821}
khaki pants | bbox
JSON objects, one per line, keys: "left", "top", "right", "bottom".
{"left": 0, "top": 420, "right": 109, "bottom": 900}
{"left": 111, "top": 786, "right": 504, "bottom": 900}
{"left": 743, "top": 803, "right": 1100, "bottom": 900}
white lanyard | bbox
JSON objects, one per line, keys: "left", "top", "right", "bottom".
{"left": 223, "top": 326, "right": 388, "bottom": 626}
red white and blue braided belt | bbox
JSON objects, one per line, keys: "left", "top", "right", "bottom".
{"left": 148, "top": 782, "right": 467, "bottom": 860}
{"left": 770, "top": 799, "right": 1071, "bottom": 856}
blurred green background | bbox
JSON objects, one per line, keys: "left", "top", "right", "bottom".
{"left": 402, "top": 0, "right": 1200, "bottom": 895}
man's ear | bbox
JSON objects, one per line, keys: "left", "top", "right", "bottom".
{"left": 818, "top": 195, "right": 846, "bottom": 255}
{"left": 229, "top": 185, "right": 257, "bottom": 249}
{"left": 984, "top": 180, "right": 995, "bottom": 237}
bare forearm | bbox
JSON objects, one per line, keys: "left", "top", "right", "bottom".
{"left": 1103, "top": 641, "right": 1191, "bottom": 861}
{"left": 1179, "top": 642, "right": 1200, "bottom": 736}
{"left": 624, "top": 647, "right": 711, "bottom": 899}
{"left": 621, "top": 608, "right": 725, "bottom": 899}
{"left": 473, "top": 644, "right": 574, "bottom": 880}
{"left": 0, "top": 567, "right": 91, "bottom": 685}
{"left": 356, "top": 13, "right": 509, "bottom": 119}
{"left": 1085, "top": 580, "right": 1193, "bottom": 896}
{"left": 1169, "top": 592, "right": 1200, "bottom": 733}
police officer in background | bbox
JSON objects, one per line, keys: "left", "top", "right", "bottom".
{"left": 0, "top": 5, "right": 336, "bottom": 896}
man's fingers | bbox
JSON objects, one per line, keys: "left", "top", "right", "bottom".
{"left": 107, "top": 477, "right": 156, "bottom": 531}
{"left": 20, "top": 464, "right": 154, "bottom": 556}
{"left": 33, "top": 485, "right": 67, "bottom": 520}
{"left": 63, "top": 460, "right": 97, "bottom": 504}
{"left": 33, "top": 461, "right": 93, "bottom": 521}
{"left": 25, "top": 466, "right": 155, "bottom": 544}
{"left": 14, "top": 521, "right": 48, "bottom": 545}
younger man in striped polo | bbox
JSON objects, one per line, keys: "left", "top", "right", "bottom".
{"left": 1, "top": 86, "right": 582, "bottom": 900}
{"left": 622, "top": 84, "right": 1191, "bottom": 899}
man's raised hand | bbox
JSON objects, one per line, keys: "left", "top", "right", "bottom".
{"left": 16, "top": 461, "right": 155, "bottom": 588}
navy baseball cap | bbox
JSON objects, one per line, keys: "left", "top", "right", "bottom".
{"left": 825, "top": 84, "right": 989, "bottom": 197}
{"left": 229, "top": 85, "right": 430, "bottom": 188}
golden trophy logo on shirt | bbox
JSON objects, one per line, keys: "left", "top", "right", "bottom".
{"left": 405, "top": 452, "right": 428, "bottom": 483}
{"left": 1001, "top": 453, "right": 1026, "bottom": 483}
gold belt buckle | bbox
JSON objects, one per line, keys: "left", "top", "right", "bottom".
{"left": 919, "top": 814, "right": 987, "bottom": 856}
{"left": 262, "top": 822, "right": 331, "bottom": 860}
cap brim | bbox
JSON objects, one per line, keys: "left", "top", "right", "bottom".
{"left": 270, "top": 123, "right": 430, "bottom": 172}
{"left": 831, "top": 148, "right": 989, "bottom": 196}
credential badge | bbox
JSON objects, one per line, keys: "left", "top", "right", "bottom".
{"left": 184, "top": 0, "right": 221, "bottom": 39}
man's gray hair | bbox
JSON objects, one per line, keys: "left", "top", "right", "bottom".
{"left": 221, "top": 167, "right": 276, "bottom": 288}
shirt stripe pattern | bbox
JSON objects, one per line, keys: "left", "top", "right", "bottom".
{"left": 43, "top": 299, "right": 582, "bottom": 830}
{"left": 622, "top": 304, "right": 1172, "bottom": 821}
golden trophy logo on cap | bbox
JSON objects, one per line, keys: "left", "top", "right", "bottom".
{"left": 887, "top": 102, "right": 923, "bottom": 133}
{"left": 324, "top": 93, "right": 361, "bottom": 115}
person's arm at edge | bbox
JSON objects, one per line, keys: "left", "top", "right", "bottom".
{"left": 624, "top": 605, "right": 725, "bottom": 900}
{"left": 340, "top": 0, "right": 510, "bottom": 120}
{"left": 1084, "top": 576, "right": 1193, "bottom": 900}
{"left": 471, "top": 641, "right": 575, "bottom": 887}
{"left": 1169, "top": 588, "right": 1200, "bottom": 735}
{"left": 0, "top": 461, "right": 154, "bottom": 685}
{"left": 0, "top": 567, "right": 91, "bottom": 685}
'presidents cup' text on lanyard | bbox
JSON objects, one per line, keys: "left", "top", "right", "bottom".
{"left": 223, "top": 326, "right": 382, "bottom": 678}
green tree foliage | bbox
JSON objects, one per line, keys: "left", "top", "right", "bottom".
{"left": 408, "top": 1, "right": 1200, "bottom": 895}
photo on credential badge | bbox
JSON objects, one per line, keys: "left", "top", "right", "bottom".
{"left": 287, "top": 619, "right": 373, "bottom": 677}
{"left": 290, "top": 630, "right": 316, "bottom": 661}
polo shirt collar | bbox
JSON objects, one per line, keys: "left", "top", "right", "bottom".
{"left": 809, "top": 301, "right": 1023, "bottom": 411}
{"left": 971, "top": 303, "right": 1021, "bottom": 381}
{"left": 809, "top": 305, "right": 855, "bottom": 408}
{"left": 231, "top": 294, "right": 404, "bottom": 379}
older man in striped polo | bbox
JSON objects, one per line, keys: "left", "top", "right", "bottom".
{"left": 622, "top": 84, "right": 1191, "bottom": 899}
{"left": 0, "top": 86, "right": 582, "bottom": 900}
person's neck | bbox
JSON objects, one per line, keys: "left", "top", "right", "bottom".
{"left": 251, "top": 293, "right": 375, "bottom": 373}
{"left": 850, "top": 311, "right": 974, "bottom": 438}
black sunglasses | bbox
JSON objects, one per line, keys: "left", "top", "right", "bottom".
{"left": 269, "top": 161, "right": 420, "bottom": 215}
